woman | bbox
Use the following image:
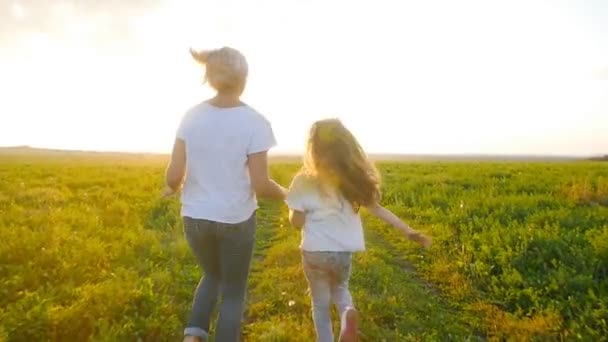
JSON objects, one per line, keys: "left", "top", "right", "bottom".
{"left": 164, "top": 46, "right": 287, "bottom": 342}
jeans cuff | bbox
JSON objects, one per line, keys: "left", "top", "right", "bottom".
{"left": 184, "top": 327, "right": 208, "bottom": 339}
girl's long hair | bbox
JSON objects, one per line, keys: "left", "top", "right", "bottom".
{"left": 303, "top": 119, "right": 381, "bottom": 210}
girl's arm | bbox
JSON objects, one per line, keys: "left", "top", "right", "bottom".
{"left": 364, "top": 203, "right": 431, "bottom": 248}
{"left": 286, "top": 173, "right": 308, "bottom": 229}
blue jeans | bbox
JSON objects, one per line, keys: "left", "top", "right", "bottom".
{"left": 302, "top": 251, "right": 354, "bottom": 342}
{"left": 183, "top": 213, "right": 256, "bottom": 342}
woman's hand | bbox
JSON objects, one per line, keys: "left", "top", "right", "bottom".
{"left": 162, "top": 186, "right": 177, "bottom": 198}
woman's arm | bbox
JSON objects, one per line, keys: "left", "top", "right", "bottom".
{"left": 364, "top": 203, "right": 431, "bottom": 248}
{"left": 247, "top": 151, "right": 287, "bottom": 201}
{"left": 164, "top": 138, "right": 187, "bottom": 196}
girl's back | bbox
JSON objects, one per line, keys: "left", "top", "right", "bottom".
{"left": 287, "top": 174, "right": 365, "bottom": 252}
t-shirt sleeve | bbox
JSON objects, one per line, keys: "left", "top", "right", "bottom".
{"left": 285, "top": 174, "right": 310, "bottom": 212}
{"left": 176, "top": 113, "right": 190, "bottom": 141}
{"left": 248, "top": 117, "right": 277, "bottom": 155}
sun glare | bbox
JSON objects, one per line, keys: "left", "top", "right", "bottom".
{"left": 11, "top": 3, "right": 25, "bottom": 19}
{"left": 0, "top": 0, "right": 606, "bottom": 155}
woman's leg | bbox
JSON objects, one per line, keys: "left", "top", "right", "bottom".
{"left": 215, "top": 213, "right": 257, "bottom": 342}
{"left": 303, "top": 252, "right": 336, "bottom": 342}
{"left": 183, "top": 217, "right": 221, "bottom": 341}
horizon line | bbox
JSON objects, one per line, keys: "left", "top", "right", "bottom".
{"left": 0, "top": 145, "right": 603, "bottom": 160}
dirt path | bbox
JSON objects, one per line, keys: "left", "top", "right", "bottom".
{"left": 241, "top": 202, "right": 484, "bottom": 341}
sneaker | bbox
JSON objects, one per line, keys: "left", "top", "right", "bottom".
{"left": 183, "top": 336, "right": 203, "bottom": 342}
{"left": 339, "top": 306, "right": 359, "bottom": 342}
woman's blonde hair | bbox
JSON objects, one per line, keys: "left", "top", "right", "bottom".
{"left": 303, "top": 119, "right": 381, "bottom": 210}
{"left": 190, "top": 46, "right": 248, "bottom": 94}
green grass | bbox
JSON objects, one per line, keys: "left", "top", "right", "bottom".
{"left": 1, "top": 155, "right": 607, "bottom": 341}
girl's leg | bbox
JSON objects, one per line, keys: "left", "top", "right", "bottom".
{"left": 183, "top": 217, "right": 221, "bottom": 341}
{"left": 303, "top": 252, "right": 335, "bottom": 342}
{"left": 329, "top": 253, "right": 358, "bottom": 342}
{"left": 330, "top": 252, "right": 354, "bottom": 315}
{"left": 215, "top": 213, "right": 257, "bottom": 342}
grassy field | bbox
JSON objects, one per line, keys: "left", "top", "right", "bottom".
{"left": 1, "top": 154, "right": 607, "bottom": 341}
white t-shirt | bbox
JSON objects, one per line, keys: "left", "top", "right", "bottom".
{"left": 177, "top": 102, "right": 276, "bottom": 224}
{"left": 286, "top": 174, "right": 365, "bottom": 252}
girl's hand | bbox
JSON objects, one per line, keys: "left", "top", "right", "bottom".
{"left": 407, "top": 231, "right": 432, "bottom": 248}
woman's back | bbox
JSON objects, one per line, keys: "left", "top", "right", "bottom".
{"left": 177, "top": 102, "right": 275, "bottom": 223}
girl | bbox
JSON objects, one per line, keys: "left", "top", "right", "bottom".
{"left": 165, "top": 46, "right": 287, "bottom": 342}
{"left": 286, "top": 119, "right": 431, "bottom": 342}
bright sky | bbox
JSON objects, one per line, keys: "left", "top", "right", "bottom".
{"left": 1, "top": 0, "right": 607, "bottom": 155}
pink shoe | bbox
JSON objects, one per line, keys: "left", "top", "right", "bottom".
{"left": 339, "top": 307, "right": 359, "bottom": 342}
